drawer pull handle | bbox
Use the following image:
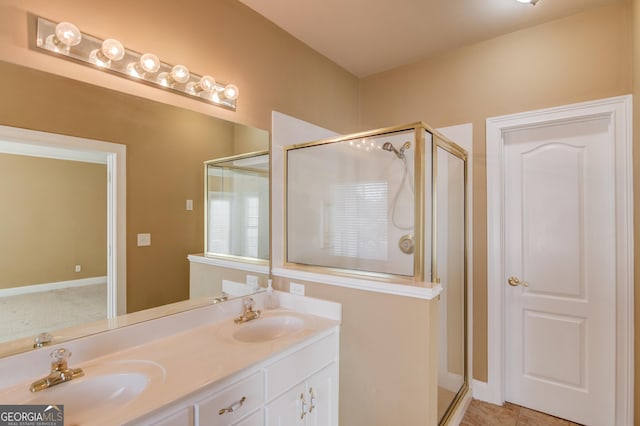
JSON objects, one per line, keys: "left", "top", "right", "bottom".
{"left": 309, "top": 387, "right": 316, "bottom": 413}
{"left": 300, "top": 393, "right": 308, "bottom": 419}
{"left": 218, "top": 396, "right": 246, "bottom": 415}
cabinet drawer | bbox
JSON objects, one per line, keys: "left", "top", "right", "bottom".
{"left": 265, "top": 332, "right": 338, "bottom": 399}
{"left": 232, "top": 409, "right": 263, "bottom": 426}
{"left": 197, "top": 371, "right": 263, "bottom": 426}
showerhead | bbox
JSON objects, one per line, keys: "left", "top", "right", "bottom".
{"left": 382, "top": 141, "right": 411, "bottom": 159}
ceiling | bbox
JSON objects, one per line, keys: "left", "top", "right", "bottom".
{"left": 237, "top": 0, "right": 623, "bottom": 77}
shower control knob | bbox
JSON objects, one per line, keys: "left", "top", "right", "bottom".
{"left": 399, "top": 234, "right": 414, "bottom": 254}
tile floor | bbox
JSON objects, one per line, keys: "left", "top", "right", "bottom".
{"left": 460, "top": 399, "right": 583, "bottom": 426}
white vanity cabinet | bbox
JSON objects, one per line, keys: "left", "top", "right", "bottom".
{"left": 264, "top": 333, "right": 338, "bottom": 426}
{"left": 265, "top": 363, "right": 337, "bottom": 426}
{"left": 137, "top": 329, "right": 339, "bottom": 426}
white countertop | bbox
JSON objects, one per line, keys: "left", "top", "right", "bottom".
{"left": 0, "top": 292, "right": 341, "bottom": 425}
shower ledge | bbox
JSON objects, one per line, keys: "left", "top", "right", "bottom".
{"left": 272, "top": 266, "right": 442, "bottom": 300}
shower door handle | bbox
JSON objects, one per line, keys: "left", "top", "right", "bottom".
{"left": 508, "top": 276, "right": 529, "bottom": 287}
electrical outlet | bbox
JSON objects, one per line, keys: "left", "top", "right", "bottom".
{"left": 75, "top": 264, "right": 81, "bottom": 273}
{"left": 246, "top": 275, "right": 259, "bottom": 290}
{"left": 290, "top": 282, "right": 305, "bottom": 296}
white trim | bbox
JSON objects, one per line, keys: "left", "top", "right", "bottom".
{"left": 0, "top": 277, "right": 107, "bottom": 298}
{"left": 272, "top": 267, "right": 442, "bottom": 300}
{"left": 485, "top": 95, "right": 634, "bottom": 425}
{"left": 0, "top": 125, "right": 126, "bottom": 317}
{"left": 187, "top": 254, "right": 269, "bottom": 275}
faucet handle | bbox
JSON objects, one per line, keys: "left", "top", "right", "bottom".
{"left": 50, "top": 348, "right": 71, "bottom": 370}
{"left": 33, "top": 332, "right": 53, "bottom": 348}
{"left": 243, "top": 297, "right": 255, "bottom": 311}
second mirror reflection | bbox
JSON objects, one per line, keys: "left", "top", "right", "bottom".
{"left": 205, "top": 151, "right": 269, "bottom": 263}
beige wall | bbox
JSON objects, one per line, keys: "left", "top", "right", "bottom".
{"left": 359, "top": 0, "right": 633, "bottom": 383}
{"left": 0, "top": 154, "right": 106, "bottom": 288}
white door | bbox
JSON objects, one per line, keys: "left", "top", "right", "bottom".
{"left": 503, "top": 117, "right": 614, "bottom": 425}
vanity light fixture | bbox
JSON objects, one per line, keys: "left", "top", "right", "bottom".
{"left": 35, "top": 16, "right": 239, "bottom": 111}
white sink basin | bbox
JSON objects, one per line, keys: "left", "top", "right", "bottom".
{"left": 0, "top": 359, "right": 165, "bottom": 425}
{"left": 26, "top": 371, "right": 148, "bottom": 408}
{"left": 232, "top": 314, "right": 305, "bottom": 343}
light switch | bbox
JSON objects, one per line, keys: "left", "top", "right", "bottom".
{"left": 186, "top": 199, "right": 193, "bottom": 211}
{"left": 137, "top": 233, "right": 151, "bottom": 247}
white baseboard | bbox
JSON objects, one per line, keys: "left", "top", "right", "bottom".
{"left": 472, "top": 379, "right": 502, "bottom": 405}
{"left": 0, "top": 276, "right": 107, "bottom": 298}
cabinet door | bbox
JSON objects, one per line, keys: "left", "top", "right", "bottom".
{"left": 305, "top": 363, "right": 338, "bottom": 426}
{"left": 265, "top": 382, "right": 306, "bottom": 426}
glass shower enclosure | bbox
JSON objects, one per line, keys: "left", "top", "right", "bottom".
{"left": 285, "top": 123, "right": 468, "bottom": 423}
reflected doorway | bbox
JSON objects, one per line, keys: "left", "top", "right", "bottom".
{"left": 0, "top": 125, "right": 126, "bottom": 344}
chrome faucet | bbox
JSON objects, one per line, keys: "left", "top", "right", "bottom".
{"left": 29, "top": 348, "right": 84, "bottom": 392}
{"left": 234, "top": 297, "right": 261, "bottom": 324}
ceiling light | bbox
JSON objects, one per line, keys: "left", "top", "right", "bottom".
{"left": 35, "top": 16, "right": 239, "bottom": 111}
{"left": 516, "top": 0, "right": 540, "bottom": 5}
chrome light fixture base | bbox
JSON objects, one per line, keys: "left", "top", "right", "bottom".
{"left": 35, "top": 17, "right": 238, "bottom": 111}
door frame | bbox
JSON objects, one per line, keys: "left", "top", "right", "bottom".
{"left": 0, "top": 125, "right": 127, "bottom": 316}
{"left": 482, "top": 95, "right": 633, "bottom": 424}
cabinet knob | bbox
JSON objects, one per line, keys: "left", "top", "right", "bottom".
{"left": 218, "top": 396, "right": 246, "bottom": 415}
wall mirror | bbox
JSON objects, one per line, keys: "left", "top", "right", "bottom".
{"left": 204, "top": 151, "right": 270, "bottom": 263}
{"left": 0, "top": 60, "right": 269, "bottom": 358}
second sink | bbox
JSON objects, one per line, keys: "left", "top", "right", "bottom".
{"left": 232, "top": 313, "right": 304, "bottom": 343}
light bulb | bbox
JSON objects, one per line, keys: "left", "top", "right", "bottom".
{"left": 158, "top": 65, "right": 190, "bottom": 86}
{"left": 196, "top": 75, "right": 216, "bottom": 93}
{"left": 140, "top": 53, "right": 160, "bottom": 73}
{"left": 170, "top": 65, "right": 190, "bottom": 84}
{"left": 223, "top": 84, "right": 239, "bottom": 101}
{"left": 90, "top": 38, "right": 125, "bottom": 67}
{"left": 55, "top": 22, "right": 82, "bottom": 47}
{"left": 188, "top": 75, "right": 216, "bottom": 94}
{"left": 127, "top": 53, "right": 160, "bottom": 77}
{"left": 46, "top": 22, "right": 82, "bottom": 53}
{"left": 101, "top": 39, "right": 125, "bottom": 61}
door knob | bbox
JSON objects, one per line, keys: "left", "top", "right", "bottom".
{"left": 508, "top": 276, "right": 529, "bottom": 287}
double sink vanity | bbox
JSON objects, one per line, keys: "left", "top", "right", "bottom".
{"left": 0, "top": 292, "right": 341, "bottom": 425}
